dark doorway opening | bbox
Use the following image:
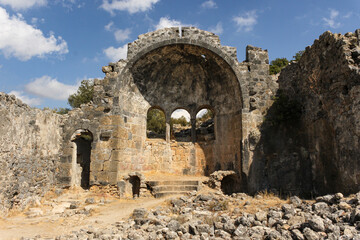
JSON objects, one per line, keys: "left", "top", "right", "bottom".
{"left": 129, "top": 176, "right": 141, "bottom": 198}
{"left": 221, "top": 175, "right": 237, "bottom": 195}
{"left": 73, "top": 131, "right": 93, "bottom": 189}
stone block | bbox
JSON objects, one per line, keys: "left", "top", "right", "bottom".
{"left": 110, "top": 150, "right": 122, "bottom": 161}
{"left": 90, "top": 161, "right": 103, "bottom": 172}
{"left": 100, "top": 116, "right": 112, "bottom": 125}
{"left": 110, "top": 115, "right": 125, "bottom": 125}
{"left": 103, "top": 161, "right": 119, "bottom": 172}
{"left": 109, "top": 138, "right": 126, "bottom": 149}
{"left": 108, "top": 172, "right": 117, "bottom": 184}
{"left": 96, "top": 171, "right": 109, "bottom": 185}
{"left": 113, "top": 127, "right": 128, "bottom": 139}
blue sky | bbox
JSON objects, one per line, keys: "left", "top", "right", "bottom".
{"left": 0, "top": 0, "right": 359, "bottom": 109}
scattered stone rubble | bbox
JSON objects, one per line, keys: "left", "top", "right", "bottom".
{"left": 22, "top": 191, "right": 360, "bottom": 240}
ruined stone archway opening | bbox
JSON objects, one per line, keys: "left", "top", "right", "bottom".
{"left": 221, "top": 175, "right": 238, "bottom": 195}
{"left": 129, "top": 176, "right": 140, "bottom": 198}
{"left": 147, "top": 107, "right": 166, "bottom": 140}
{"left": 125, "top": 43, "right": 243, "bottom": 176}
{"left": 170, "top": 108, "right": 191, "bottom": 142}
{"left": 196, "top": 107, "right": 215, "bottom": 142}
{"left": 71, "top": 129, "right": 93, "bottom": 189}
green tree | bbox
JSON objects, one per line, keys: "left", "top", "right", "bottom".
{"left": 292, "top": 50, "right": 304, "bottom": 62}
{"left": 147, "top": 109, "right": 166, "bottom": 134}
{"left": 54, "top": 107, "right": 70, "bottom": 114}
{"left": 269, "top": 58, "right": 289, "bottom": 75}
{"left": 68, "top": 80, "right": 94, "bottom": 108}
{"left": 171, "top": 116, "right": 190, "bottom": 126}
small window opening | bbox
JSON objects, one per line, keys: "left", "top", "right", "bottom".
{"left": 129, "top": 176, "right": 140, "bottom": 198}
{"left": 147, "top": 108, "right": 166, "bottom": 139}
{"left": 196, "top": 108, "right": 215, "bottom": 141}
{"left": 171, "top": 109, "right": 191, "bottom": 142}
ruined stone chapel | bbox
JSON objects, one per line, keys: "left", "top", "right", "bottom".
{"left": 1, "top": 27, "right": 360, "bottom": 210}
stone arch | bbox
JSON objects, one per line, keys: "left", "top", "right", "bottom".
{"left": 70, "top": 129, "right": 93, "bottom": 189}
{"left": 106, "top": 27, "right": 245, "bottom": 177}
{"left": 170, "top": 108, "right": 191, "bottom": 142}
{"left": 122, "top": 30, "right": 248, "bottom": 108}
{"left": 146, "top": 106, "right": 166, "bottom": 139}
{"left": 196, "top": 107, "right": 215, "bottom": 142}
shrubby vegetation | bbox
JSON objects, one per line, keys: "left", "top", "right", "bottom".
{"left": 147, "top": 109, "right": 166, "bottom": 134}
{"left": 68, "top": 80, "right": 94, "bottom": 108}
{"left": 269, "top": 50, "right": 304, "bottom": 75}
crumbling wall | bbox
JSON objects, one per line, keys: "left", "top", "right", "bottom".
{"left": 248, "top": 29, "right": 360, "bottom": 196}
{"left": 98, "top": 27, "right": 247, "bottom": 180}
{"left": 0, "top": 93, "right": 63, "bottom": 213}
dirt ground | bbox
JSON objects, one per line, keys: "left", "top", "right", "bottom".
{"left": 0, "top": 188, "right": 173, "bottom": 240}
{"left": 0, "top": 182, "right": 291, "bottom": 240}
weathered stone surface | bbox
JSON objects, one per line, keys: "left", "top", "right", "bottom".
{"left": 0, "top": 92, "right": 64, "bottom": 213}
{"left": 248, "top": 28, "right": 360, "bottom": 196}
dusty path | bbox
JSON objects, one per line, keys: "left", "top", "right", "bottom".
{"left": 0, "top": 191, "right": 174, "bottom": 240}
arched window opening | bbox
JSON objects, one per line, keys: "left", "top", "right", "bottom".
{"left": 171, "top": 109, "right": 191, "bottom": 142}
{"left": 196, "top": 108, "right": 215, "bottom": 141}
{"left": 129, "top": 176, "right": 141, "bottom": 198}
{"left": 146, "top": 108, "right": 166, "bottom": 139}
{"left": 72, "top": 129, "right": 93, "bottom": 189}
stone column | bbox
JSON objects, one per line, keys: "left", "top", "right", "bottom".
{"left": 70, "top": 141, "right": 77, "bottom": 187}
{"left": 166, "top": 121, "right": 171, "bottom": 143}
{"left": 191, "top": 118, "right": 196, "bottom": 143}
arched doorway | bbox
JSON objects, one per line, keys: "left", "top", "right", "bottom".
{"left": 71, "top": 129, "right": 93, "bottom": 189}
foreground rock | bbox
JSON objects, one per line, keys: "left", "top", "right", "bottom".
{"left": 21, "top": 191, "right": 360, "bottom": 240}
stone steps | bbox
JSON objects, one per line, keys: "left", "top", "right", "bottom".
{"left": 147, "top": 180, "right": 201, "bottom": 198}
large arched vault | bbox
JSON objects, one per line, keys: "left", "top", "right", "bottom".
{"left": 59, "top": 27, "right": 274, "bottom": 192}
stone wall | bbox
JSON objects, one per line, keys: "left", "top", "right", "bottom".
{"left": 248, "top": 29, "right": 360, "bottom": 196}
{"left": 70, "top": 27, "right": 277, "bottom": 189}
{"left": 0, "top": 93, "right": 63, "bottom": 213}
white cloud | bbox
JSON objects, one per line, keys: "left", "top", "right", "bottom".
{"left": 8, "top": 90, "right": 42, "bottom": 106}
{"left": 171, "top": 109, "right": 190, "bottom": 121}
{"left": 101, "top": 0, "right": 160, "bottom": 15}
{"left": 24, "top": 76, "right": 78, "bottom": 100}
{"left": 105, "top": 21, "right": 114, "bottom": 31}
{"left": 323, "top": 9, "right": 341, "bottom": 28}
{"left": 343, "top": 12, "right": 352, "bottom": 19}
{"left": 55, "top": 0, "right": 84, "bottom": 9}
{"left": 233, "top": 10, "right": 258, "bottom": 32}
{"left": 209, "top": 22, "right": 223, "bottom": 35}
{"left": 114, "top": 28, "right": 131, "bottom": 42}
{"left": 104, "top": 44, "right": 128, "bottom": 62}
{"left": 0, "top": 0, "right": 47, "bottom": 10}
{"left": 31, "top": 17, "right": 45, "bottom": 27}
{"left": 0, "top": 7, "right": 68, "bottom": 61}
{"left": 155, "top": 17, "right": 182, "bottom": 30}
{"left": 201, "top": 0, "right": 216, "bottom": 9}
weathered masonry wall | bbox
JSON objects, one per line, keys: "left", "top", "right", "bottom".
{"left": 248, "top": 29, "right": 360, "bottom": 196}
{"left": 0, "top": 93, "right": 63, "bottom": 213}
{"left": 94, "top": 27, "right": 275, "bottom": 184}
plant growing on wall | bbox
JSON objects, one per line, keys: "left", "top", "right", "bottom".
{"left": 68, "top": 79, "right": 94, "bottom": 108}
{"left": 269, "top": 58, "right": 289, "bottom": 75}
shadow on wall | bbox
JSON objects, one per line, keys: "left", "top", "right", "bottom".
{"left": 247, "top": 89, "right": 341, "bottom": 198}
